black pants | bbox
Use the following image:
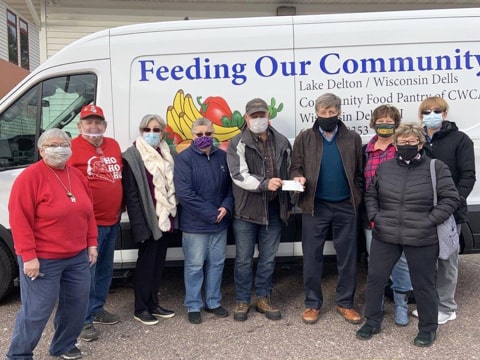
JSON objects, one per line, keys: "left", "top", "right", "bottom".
{"left": 134, "top": 237, "right": 168, "bottom": 314}
{"left": 302, "top": 199, "right": 358, "bottom": 309}
{"left": 365, "top": 239, "right": 438, "bottom": 333}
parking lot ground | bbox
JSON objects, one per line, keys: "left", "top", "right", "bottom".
{"left": 1, "top": 254, "right": 480, "bottom": 359}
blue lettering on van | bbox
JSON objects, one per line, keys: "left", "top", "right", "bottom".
{"left": 319, "top": 49, "right": 480, "bottom": 77}
{"left": 255, "top": 55, "right": 311, "bottom": 77}
{"left": 138, "top": 57, "right": 248, "bottom": 85}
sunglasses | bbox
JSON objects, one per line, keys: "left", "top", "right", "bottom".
{"left": 142, "top": 127, "right": 162, "bottom": 133}
{"left": 195, "top": 132, "right": 213, "bottom": 137}
{"left": 422, "top": 109, "right": 443, "bottom": 115}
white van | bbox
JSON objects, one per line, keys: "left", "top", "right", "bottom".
{"left": 1, "top": 8, "right": 480, "bottom": 300}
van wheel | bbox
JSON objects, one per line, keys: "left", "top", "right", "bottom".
{"left": 0, "top": 241, "right": 16, "bottom": 301}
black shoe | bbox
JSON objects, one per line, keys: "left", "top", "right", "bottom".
{"left": 59, "top": 345, "right": 82, "bottom": 360}
{"left": 205, "top": 306, "right": 229, "bottom": 317}
{"left": 414, "top": 331, "right": 436, "bottom": 347}
{"left": 188, "top": 311, "right": 202, "bottom": 324}
{"left": 92, "top": 309, "right": 119, "bottom": 325}
{"left": 150, "top": 306, "right": 175, "bottom": 319}
{"left": 356, "top": 323, "right": 381, "bottom": 340}
{"left": 133, "top": 311, "right": 159, "bottom": 325}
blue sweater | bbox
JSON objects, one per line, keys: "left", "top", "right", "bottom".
{"left": 315, "top": 136, "right": 350, "bottom": 201}
{"left": 174, "top": 144, "right": 233, "bottom": 233}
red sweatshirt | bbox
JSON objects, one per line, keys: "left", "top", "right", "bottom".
{"left": 9, "top": 161, "right": 98, "bottom": 262}
{"left": 68, "top": 136, "right": 123, "bottom": 225}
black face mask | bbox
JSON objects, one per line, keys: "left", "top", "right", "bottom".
{"left": 375, "top": 124, "right": 396, "bottom": 138}
{"left": 396, "top": 145, "right": 419, "bottom": 161}
{"left": 316, "top": 116, "right": 339, "bottom": 132}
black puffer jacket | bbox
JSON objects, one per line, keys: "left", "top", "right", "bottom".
{"left": 423, "top": 121, "right": 476, "bottom": 223}
{"left": 365, "top": 154, "right": 460, "bottom": 247}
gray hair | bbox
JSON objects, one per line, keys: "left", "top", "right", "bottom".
{"left": 315, "top": 93, "right": 342, "bottom": 113}
{"left": 37, "top": 128, "right": 71, "bottom": 149}
{"left": 393, "top": 122, "right": 426, "bottom": 145}
{"left": 191, "top": 118, "right": 213, "bottom": 133}
{"left": 138, "top": 114, "right": 166, "bottom": 133}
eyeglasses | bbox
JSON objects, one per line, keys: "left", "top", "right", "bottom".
{"left": 195, "top": 132, "right": 213, "bottom": 137}
{"left": 397, "top": 139, "right": 420, "bottom": 146}
{"left": 422, "top": 109, "right": 444, "bottom": 115}
{"left": 142, "top": 127, "right": 162, "bottom": 133}
{"left": 43, "top": 143, "right": 70, "bottom": 148}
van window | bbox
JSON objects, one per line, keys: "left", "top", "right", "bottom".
{"left": 0, "top": 73, "right": 97, "bottom": 168}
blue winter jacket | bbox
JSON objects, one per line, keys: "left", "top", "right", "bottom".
{"left": 174, "top": 144, "right": 233, "bottom": 233}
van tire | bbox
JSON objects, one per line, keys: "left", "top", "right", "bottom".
{"left": 0, "top": 241, "right": 16, "bottom": 302}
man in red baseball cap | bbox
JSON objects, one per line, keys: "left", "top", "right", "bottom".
{"left": 68, "top": 104, "right": 124, "bottom": 342}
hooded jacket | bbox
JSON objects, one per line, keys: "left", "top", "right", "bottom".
{"left": 423, "top": 120, "right": 476, "bottom": 223}
{"left": 227, "top": 126, "right": 292, "bottom": 225}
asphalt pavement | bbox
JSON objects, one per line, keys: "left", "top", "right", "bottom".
{"left": 1, "top": 254, "right": 479, "bottom": 360}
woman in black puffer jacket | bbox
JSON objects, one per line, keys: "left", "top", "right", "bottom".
{"left": 356, "top": 123, "right": 460, "bottom": 347}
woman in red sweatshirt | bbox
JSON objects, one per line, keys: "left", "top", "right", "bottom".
{"left": 6, "top": 128, "right": 98, "bottom": 360}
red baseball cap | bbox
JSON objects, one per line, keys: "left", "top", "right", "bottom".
{"left": 80, "top": 104, "right": 105, "bottom": 120}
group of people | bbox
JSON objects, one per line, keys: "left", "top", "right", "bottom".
{"left": 5, "top": 92, "right": 474, "bottom": 359}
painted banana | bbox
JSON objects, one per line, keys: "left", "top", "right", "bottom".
{"left": 173, "top": 89, "right": 185, "bottom": 115}
{"left": 183, "top": 94, "right": 204, "bottom": 122}
{"left": 212, "top": 123, "right": 241, "bottom": 142}
{"left": 166, "top": 105, "right": 186, "bottom": 138}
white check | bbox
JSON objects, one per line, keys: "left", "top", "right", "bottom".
{"left": 282, "top": 180, "right": 304, "bottom": 192}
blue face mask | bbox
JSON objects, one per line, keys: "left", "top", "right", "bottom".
{"left": 143, "top": 132, "right": 160, "bottom": 147}
{"left": 423, "top": 112, "right": 443, "bottom": 129}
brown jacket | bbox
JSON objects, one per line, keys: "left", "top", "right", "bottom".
{"left": 289, "top": 121, "right": 363, "bottom": 214}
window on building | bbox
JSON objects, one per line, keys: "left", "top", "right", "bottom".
{"left": 6, "top": 10, "right": 30, "bottom": 70}
{"left": 19, "top": 19, "right": 29, "bottom": 70}
{"left": 7, "top": 10, "right": 17, "bottom": 65}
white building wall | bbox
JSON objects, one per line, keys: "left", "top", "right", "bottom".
{"left": 42, "top": 0, "right": 480, "bottom": 60}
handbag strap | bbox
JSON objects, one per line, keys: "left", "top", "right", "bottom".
{"left": 429, "top": 159, "right": 438, "bottom": 206}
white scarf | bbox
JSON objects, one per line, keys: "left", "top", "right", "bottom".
{"left": 135, "top": 136, "right": 177, "bottom": 231}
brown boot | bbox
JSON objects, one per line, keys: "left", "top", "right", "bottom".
{"left": 233, "top": 302, "right": 250, "bottom": 321}
{"left": 255, "top": 296, "right": 281, "bottom": 320}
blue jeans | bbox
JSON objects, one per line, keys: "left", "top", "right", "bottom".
{"left": 233, "top": 204, "right": 282, "bottom": 303}
{"left": 85, "top": 223, "right": 119, "bottom": 323}
{"left": 7, "top": 251, "right": 90, "bottom": 359}
{"left": 182, "top": 229, "right": 227, "bottom": 312}
{"left": 390, "top": 252, "right": 413, "bottom": 293}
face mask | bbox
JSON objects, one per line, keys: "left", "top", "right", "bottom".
{"left": 316, "top": 116, "right": 338, "bottom": 132}
{"left": 396, "top": 145, "right": 419, "bottom": 161}
{"left": 143, "top": 132, "right": 160, "bottom": 147}
{"left": 82, "top": 131, "right": 104, "bottom": 137}
{"left": 423, "top": 112, "right": 443, "bottom": 129}
{"left": 375, "top": 124, "right": 396, "bottom": 138}
{"left": 193, "top": 135, "right": 213, "bottom": 149}
{"left": 248, "top": 117, "right": 269, "bottom": 134}
{"left": 43, "top": 147, "right": 72, "bottom": 167}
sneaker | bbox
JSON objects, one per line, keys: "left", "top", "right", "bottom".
{"left": 205, "top": 306, "right": 229, "bottom": 317}
{"left": 233, "top": 302, "right": 250, "bottom": 321}
{"left": 438, "top": 311, "right": 457, "bottom": 324}
{"left": 256, "top": 296, "right": 281, "bottom": 320}
{"left": 133, "top": 311, "right": 159, "bottom": 325}
{"left": 59, "top": 345, "right": 82, "bottom": 360}
{"left": 93, "top": 309, "right": 120, "bottom": 325}
{"left": 150, "top": 306, "right": 175, "bottom": 319}
{"left": 356, "top": 323, "right": 381, "bottom": 340}
{"left": 79, "top": 323, "right": 98, "bottom": 342}
{"left": 188, "top": 311, "right": 202, "bottom": 324}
